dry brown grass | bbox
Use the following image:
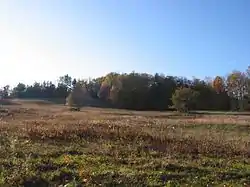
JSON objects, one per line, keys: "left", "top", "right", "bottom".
{"left": 1, "top": 101, "right": 250, "bottom": 157}
{"left": 2, "top": 100, "right": 250, "bottom": 186}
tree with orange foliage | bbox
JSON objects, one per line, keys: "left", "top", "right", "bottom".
{"left": 212, "top": 76, "right": 225, "bottom": 93}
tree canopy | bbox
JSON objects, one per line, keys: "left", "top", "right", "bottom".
{"left": 5, "top": 66, "right": 250, "bottom": 111}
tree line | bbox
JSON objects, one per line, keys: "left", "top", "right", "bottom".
{"left": 2, "top": 66, "right": 250, "bottom": 111}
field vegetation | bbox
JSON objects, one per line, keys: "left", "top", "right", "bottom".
{"left": 1, "top": 100, "right": 250, "bottom": 186}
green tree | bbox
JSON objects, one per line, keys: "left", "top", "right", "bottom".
{"left": 58, "top": 74, "right": 73, "bottom": 91}
{"left": 12, "top": 83, "right": 26, "bottom": 97}
{"left": 2, "top": 85, "right": 10, "bottom": 98}
{"left": 109, "top": 73, "right": 151, "bottom": 109}
{"left": 66, "top": 82, "right": 87, "bottom": 109}
{"left": 171, "top": 87, "right": 199, "bottom": 112}
{"left": 146, "top": 74, "right": 176, "bottom": 110}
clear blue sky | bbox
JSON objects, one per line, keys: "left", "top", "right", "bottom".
{"left": 1, "top": 0, "right": 250, "bottom": 86}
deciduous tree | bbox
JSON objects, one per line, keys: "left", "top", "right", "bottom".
{"left": 171, "top": 87, "right": 199, "bottom": 112}
{"left": 66, "top": 82, "right": 87, "bottom": 109}
{"left": 226, "top": 71, "right": 247, "bottom": 111}
{"left": 213, "top": 76, "right": 225, "bottom": 93}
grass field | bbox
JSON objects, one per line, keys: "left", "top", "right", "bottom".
{"left": 1, "top": 100, "right": 250, "bottom": 186}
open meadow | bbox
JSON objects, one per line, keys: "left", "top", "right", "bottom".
{"left": 1, "top": 100, "right": 250, "bottom": 186}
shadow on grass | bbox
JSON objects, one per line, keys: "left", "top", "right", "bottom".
{"left": 22, "top": 177, "right": 49, "bottom": 187}
{"left": 217, "top": 171, "right": 250, "bottom": 181}
{"left": 190, "top": 111, "right": 250, "bottom": 116}
{"left": 100, "top": 111, "right": 203, "bottom": 119}
{"left": 164, "top": 163, "right": 210, "bottom": 174}
{"left": 0, "top": 99, "right": 21, "bottom": 105}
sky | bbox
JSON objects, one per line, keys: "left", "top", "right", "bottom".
{"left": 1, "top": 0, "right": 250, "bottom": 86}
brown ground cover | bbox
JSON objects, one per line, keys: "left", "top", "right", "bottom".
{"left": 1, "top": 99, "right": 250, "bottom": 186}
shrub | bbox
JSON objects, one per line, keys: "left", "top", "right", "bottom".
{"left": 171, "top": 87, "right": 199, "bottom": 112}
{"left": 66, "top": 83, "right": 87, "bottom": 109}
